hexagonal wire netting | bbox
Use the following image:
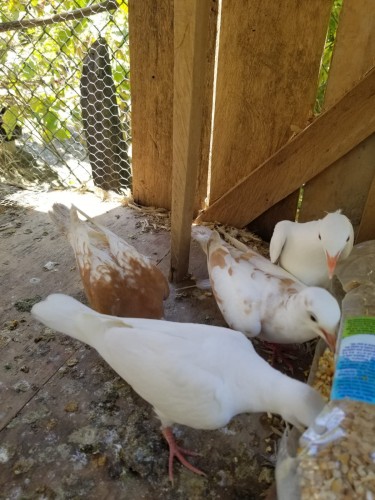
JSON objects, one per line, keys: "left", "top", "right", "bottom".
{"left": 0, "top": 0, "right": 131, "bottom": 195}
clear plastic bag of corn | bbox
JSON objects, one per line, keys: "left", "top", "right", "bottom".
{"left": 276, "top": 241, "right": 375, "bottom": 500}
{"left": 297, "top": 399, "right": 375, "bottom": 498}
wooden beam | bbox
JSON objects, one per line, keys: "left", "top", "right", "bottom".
{"left": 170, "top": 0, "right": 211, "bottom": 282}
{"left": 129, "top": 0, "right": 173, "bottom": 209}
{"left": 196, "top": 66, "right": 375, "bottom": 227}
{"left": 299, "top": 0, "right": 375, "bottom": 235}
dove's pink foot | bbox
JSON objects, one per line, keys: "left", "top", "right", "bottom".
{"left": 162, "top": 427, "right": 206, "bottom": 482}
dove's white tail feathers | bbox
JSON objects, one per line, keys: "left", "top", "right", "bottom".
{"left": 50, "top": 203, "right": 103, "bottom": 233}
{"left": 191, "top": 225, "right": 214, "bottom": 254}
{"left": 193, "top": 226, "right": 252, "bottom": 257}
{"left": 32, "top": 294, "right": 133, "bottom": 347}
{"left": 206, "top": 229, "right": 225, "bottom": 255}
{"left": 71, "top": 204, "right": 124, "bottom": 244}
{"left": 72, "top": 204, "right": 105, "bottom": 230}
{"left": 49, "top": 203, "right": 80, "bottom": 235}
{"left": 220, "top": 232, "right": 249, "bottom": 253}
{"left": 31, "top": 294, "right": 92, "bottom": 341}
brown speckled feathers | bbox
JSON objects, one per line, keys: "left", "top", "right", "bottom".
{"left": 49, "top": 203, "right": 169, "bottom": 318}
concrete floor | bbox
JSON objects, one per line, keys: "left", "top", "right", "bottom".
{"left": 0, "top": 185, "right": 313, "bottom": 499}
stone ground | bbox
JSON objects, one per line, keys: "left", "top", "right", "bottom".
{"left": 0, "top": 185, "right": 315, "bottom": 500}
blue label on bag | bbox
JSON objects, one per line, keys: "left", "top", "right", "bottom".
{"left": 331, "top": 317, "right": 375, "bottom": 404}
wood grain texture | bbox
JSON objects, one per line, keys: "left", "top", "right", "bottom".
{"left": 208, "top": 0, "right": 332, "bottom": 205}
{"left": 299, "top": 135, "right": 375, "bottom": 230}
{"left": 324, "top": 0, "right": 375, "bottom": 107}
{"left": 129, "top": 0, "right": 173, "bottom": 208}
{"left": 299, "top": 0, "right": 375, "bottom": 238}
{"left": 196, "top": 67, "right": 375, "bottom": 227}
{"left": 357, "top": 170, "right": 375, "bottom": 242}
{"left": 170, "top": 0, "right": 211, "bottom": 282}
{"left": 248, "top": 191, "right": 299, "bottom": 242}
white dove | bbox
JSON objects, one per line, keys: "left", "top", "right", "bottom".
{"left": 49, "top": 203, "right": 169, "bottom": 319}
{"left": 31, "top": 294, "right": 325, "bottom": 482}
{"left": 193, "top": 227, "right": 340, "bottom": 351}
{"left": 270, "top": 210, "right": 354, "bottom": 288}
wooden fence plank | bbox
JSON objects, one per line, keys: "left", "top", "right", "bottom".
{"left": 208, "top": 0, "right": 332, "bottom": 207}
{"left": 357, "top": 171, "right": 375, "bottom": 242}
{"left": 299, "top": 0, "right": 375, "bottom": 237}
{"left": 170, "top": 0, "right": 211, "bottom": 282}
{"left": 128, "top": 0, "right": 173, "bottom": 208}
{"left": 249, "top": 192, "right": 299, "bottom": 242}
{"left": 299, "top": 135, "right": 375, "bottom": 230}
{"left": 324, "top": 1, "right": 375, "bottom": 106}
{"left": 196, "top": 67, "right": 375, "bottom": 227}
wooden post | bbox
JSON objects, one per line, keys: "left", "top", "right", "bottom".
{"left": 170, "top": 0, "right": 211, "bottom": 282}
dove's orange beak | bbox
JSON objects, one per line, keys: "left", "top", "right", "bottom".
{"left": 326, "top": 252, "right": 340, "bottom": 279}
{"left": 321, "top": 329, "right": 336, "bottom": 352}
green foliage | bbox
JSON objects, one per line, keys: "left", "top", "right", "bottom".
{"left": 0, "top": 0, "right": 130, "bottom": 143}
{"left": 1, "top": 106, "right": 20, "bottom": 138}
{"left": 314, "top": 0, "right": 343, "bottom": 114}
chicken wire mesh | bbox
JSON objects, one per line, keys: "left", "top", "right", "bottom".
{"left": 0, "top": 0, "right": 131, "bottom": 197}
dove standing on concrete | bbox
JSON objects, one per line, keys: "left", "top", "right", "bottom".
{"left": 32, "top": 294, "right": 325, "bottom": 481}
{"left": 49, "top": 203, "right": 169, "bottom": 319}
{"left": 270, "top": 210, "right": 354, "bottom": 288}
{"left": 193, "top": 227, "right": 340, "bottom": 351}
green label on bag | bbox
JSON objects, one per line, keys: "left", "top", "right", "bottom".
{"left": 331, "top": 317, "right": 375, "bottom": 404}
{"left": 342, "top": 317, "right": 375, "bottom": 338}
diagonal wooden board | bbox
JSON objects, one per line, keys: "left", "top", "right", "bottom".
{"left": 196, "top": 66, "right": 375, "bottom": 227}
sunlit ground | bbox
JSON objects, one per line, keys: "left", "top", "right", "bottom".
{"left": 2, "top": 185, "right": 125, "bottom": 216}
